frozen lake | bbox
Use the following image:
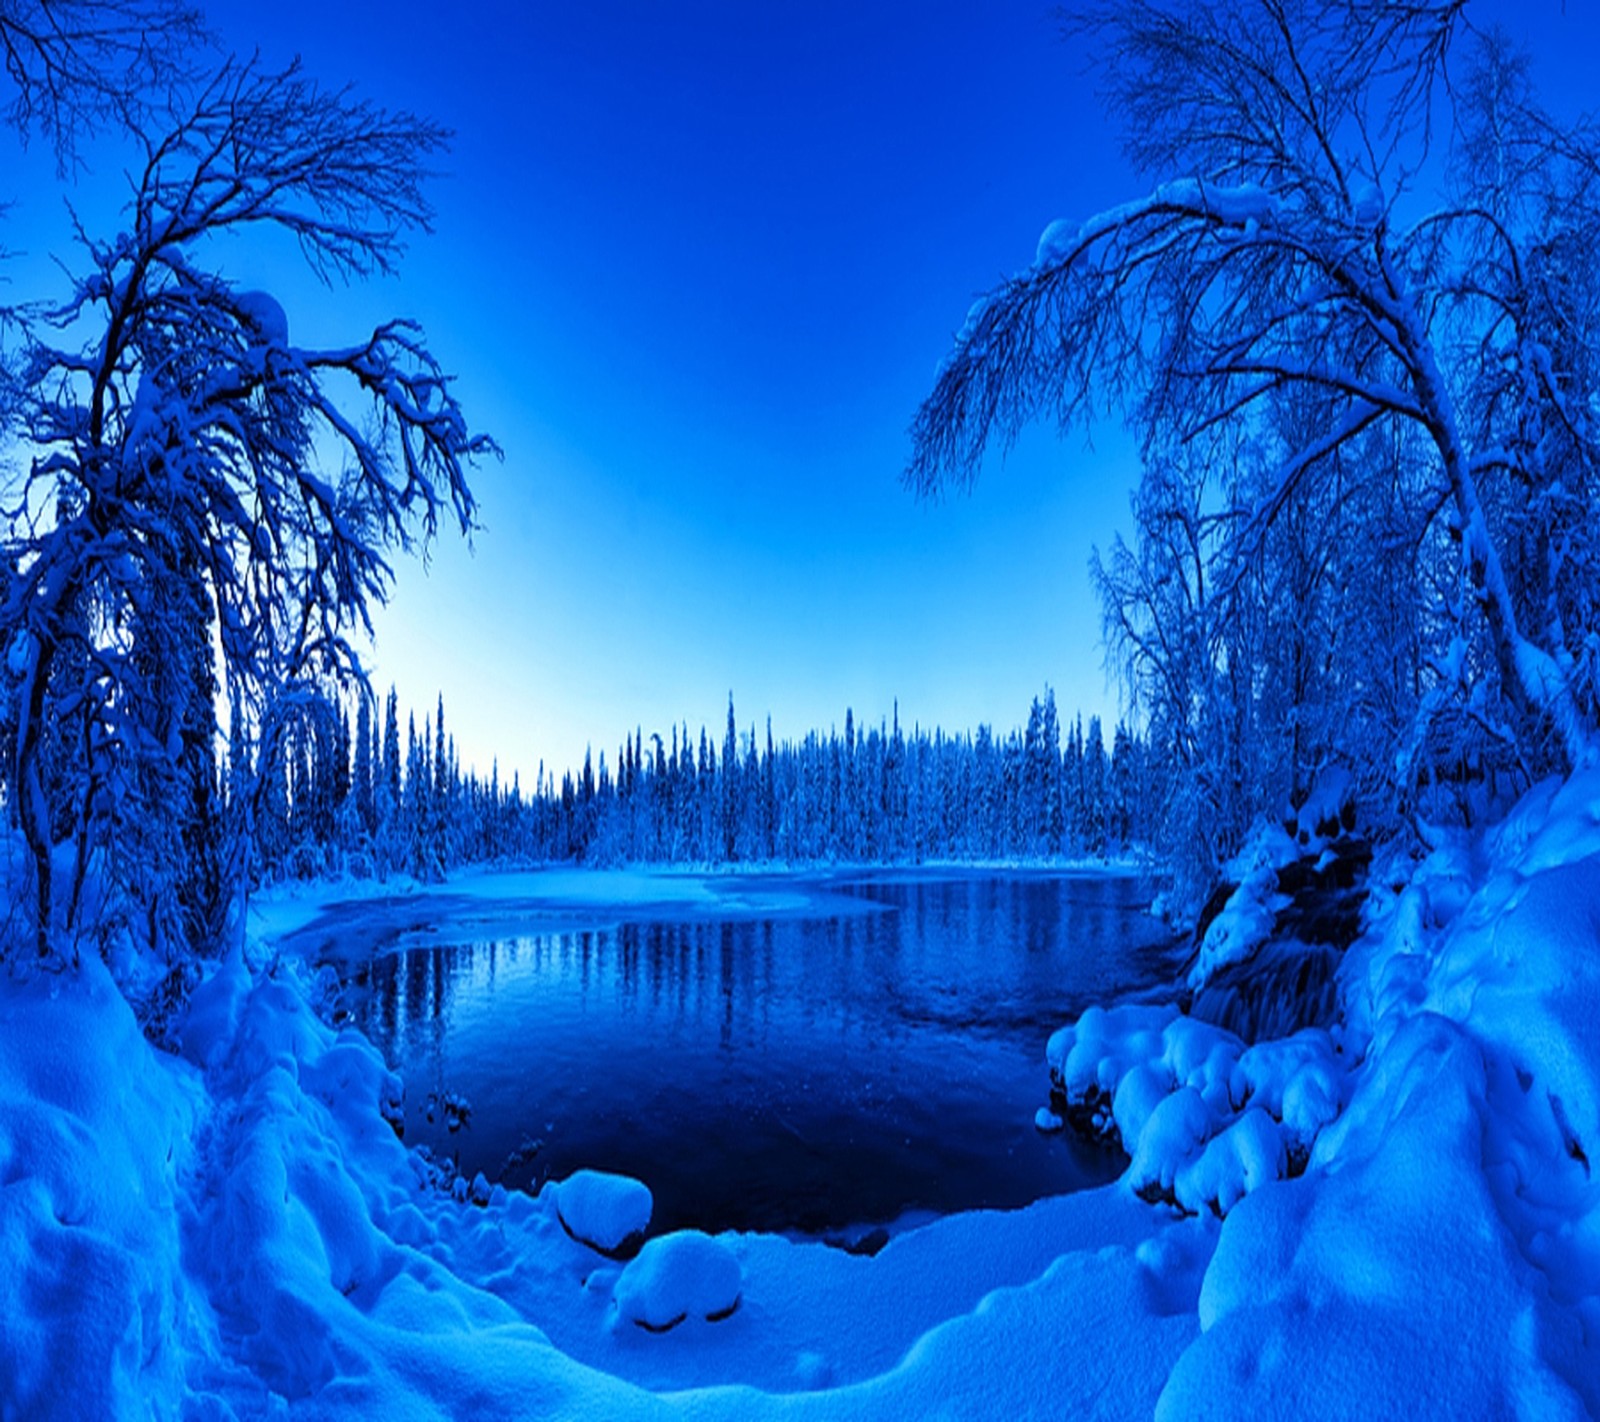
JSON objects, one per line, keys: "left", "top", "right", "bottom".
{"left": 286, "top": 869, "right": 1181, "bottom": 1239}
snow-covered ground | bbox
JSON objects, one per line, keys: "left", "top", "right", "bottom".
{"left": 3, "top": 775, "right": 1598, "bottom": 1417}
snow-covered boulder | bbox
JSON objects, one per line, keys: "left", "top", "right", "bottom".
{"left": 1236, "top": 1030, "right": 1343, "bottom": 1150}
{"left": 1128, "top": 1087, "right": 1217, "bottom": 1201}
{"left": 1287, "top": 766, "right": 1355, "bottom": 844}
{"left": 1172, "top": 1108, "right": 1286, "bottom": 1218}
{"left": 611, "top": 1229, "right": 743, "bottom": 1333}
{"left": 1047, "top": 1001, "right": 1345, "bottom": 1217}
{"left": 551, "top": 1170, "right": 652, "bottom": 1258}
{"left": 1187, "top": 824, "right": 1297, "bottom": 989}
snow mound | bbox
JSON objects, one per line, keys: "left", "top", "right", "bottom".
{"left": 1048, "top": 1004, "right": 1343, "bottom": 1217}
{"left": 552, "top": 1169, "right": 653, "bottom": 1258}
{"left": 0, "top": 957, "right": 200, "bottom": 1415}
{"left": 175, "top": 943, "right": 253, "bottom": 1070}
{"left": 611, "top": 1230, "right": 742, "bottom": 1333}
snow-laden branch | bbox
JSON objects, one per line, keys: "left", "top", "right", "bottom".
{"left": 911, "top": 0, "right": 1600, "bottom": 890}
{"left": 0, "top": 53, "right": 497, "bottom": 960}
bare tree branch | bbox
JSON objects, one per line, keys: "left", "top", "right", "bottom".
{"left": 0, "top": 0, "right": 208, "bottom": 168}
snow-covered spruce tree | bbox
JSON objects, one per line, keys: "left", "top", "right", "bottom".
{"left": 2, "top": 58, "right": 493, "bottom": 961}
{"left": 352, "top": 690, "right": 375, "bottom": 840}
{"left": 909, "top": 1, "right": 1600, "bottom": 897}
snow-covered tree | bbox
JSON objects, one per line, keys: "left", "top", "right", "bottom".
{"left": 2, "top": 58, "right": 493, "bottom": 958}
{"left": 352, "top": 691, "right": 374, "bottom": 838}
{"left": 721, "top": 694, "right": 739, "bottom": 862}
{"left": 1039, "top": 689, "right": 1062, "bottom": 853}
{"left": 909, "top": 1, "right": 1600, "bottom": 886}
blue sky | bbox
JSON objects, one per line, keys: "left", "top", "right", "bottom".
{"left": 8, "top": 1, "right": 1596, "bottom": 788}
{"left": 203, "top": 0, "right": 1144, "bottom": 787}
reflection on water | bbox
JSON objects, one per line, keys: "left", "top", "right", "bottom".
{"left": 324, "top": 873, "right": 1178, "bottom": 1236}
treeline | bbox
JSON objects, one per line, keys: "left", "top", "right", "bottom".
{"left": 248, "top": 687, "right": 1154, "bottom": 881}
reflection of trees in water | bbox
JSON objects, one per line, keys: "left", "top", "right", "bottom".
{"left": 350, "top": 882, "right": 1169, "bottom": 1069}
{"left": 1022, "top": 881, "right": 1062, "bottom": 957}
{"left": 719, "top": 922, "right": 736, "bottom": 1047}
{"left": 350, "top": 945, "right": 449, "bottom": 1044}
{"left": 346, "top": 945, "right": 459, "bottom": 1102}
{"left": 358, "top": 917, "right": 802, "bottom": 1053}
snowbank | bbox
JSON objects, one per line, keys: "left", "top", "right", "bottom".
{"left": 0, "top": 917, "right": 1195, "bottom": 1418}
{"left": 4, "top": 773, "right": 1600, "bottom": 1415}
{"left": 0, "top": 958, "right": 202, "bottom": 1413}
{"left": 1047, "top": 770, "right": 1600, "bottom": 1415}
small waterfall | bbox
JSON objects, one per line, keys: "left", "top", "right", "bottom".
{"left": 1188, "top": 937, "right": 1343, "bottom": 1043}
{"left": 1185, "top": 835, "right": 1370, "bottom": 1044}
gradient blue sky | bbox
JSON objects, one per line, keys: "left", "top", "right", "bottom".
{"left": 8, "top": 1, "right": 1596, "bottom": 788}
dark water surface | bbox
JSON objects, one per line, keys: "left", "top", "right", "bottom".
{"left": 291, "top": 871, "right": 1180, "bottom": 1237}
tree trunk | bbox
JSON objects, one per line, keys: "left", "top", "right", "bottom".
{"left": 1384, "top": 250, "right": 1591, "bottom": 768}
{"left": 16, "top": 637, "right": 55, "bottom": 959}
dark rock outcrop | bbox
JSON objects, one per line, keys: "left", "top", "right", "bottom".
{"left": 1184, "top": 777, "right": 1372, "bottom": 1043}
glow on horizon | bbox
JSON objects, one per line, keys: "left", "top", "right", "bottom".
{"left": 221, "top": 0, "right": 1147, "bottom": 788}
{"left": 9, "top": 1, "right": 1596, "bottom": 789}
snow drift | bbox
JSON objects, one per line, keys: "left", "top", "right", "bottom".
{"left": 2, "top": 770, "right": 1599, "bottom": 1416}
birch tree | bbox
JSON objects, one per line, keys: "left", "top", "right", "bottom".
{"left": 909, "top": 1, "right": 1600, "bottom": 827}
{"left": 2, "top": 59, "right": 495, "bottom": 959}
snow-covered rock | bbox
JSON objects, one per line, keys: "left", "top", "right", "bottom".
{"left": 1172, "top": 1108, "right": 1285, "bottom": 1218}
{"left": 1288, "top": 766, "right": 1356, "bottom": 844}
{"left": 1188, "top": 824, "right": 1297, "bottom": 989}
{"left": 1048, "top": 1000, "right": 1343, "bottom": 1218}
{"left": 611, "top": 1230, "right": 743, "bottom": 1333}
{"left": 1128, "top": 1087, "right": 1217, "bottom": 1201}
{"left": 552, "top": 1169, "right": 653, "bottom": 1257}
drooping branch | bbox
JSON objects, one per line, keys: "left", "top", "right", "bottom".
{"left": 910, "top": 0, "right": 1598, "bottom": 778}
